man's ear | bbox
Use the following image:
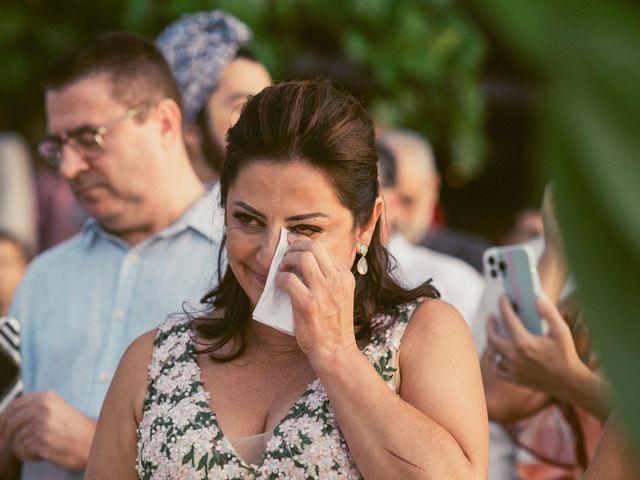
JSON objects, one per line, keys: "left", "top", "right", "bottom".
{"left": 155, "top": 98, "right": 182, "bottom": 148}
{"left": 358, "top": 196, "right": 384, "bottom": 247}
{"left": 431, "top": 172, "right": 441, "bottom": 199}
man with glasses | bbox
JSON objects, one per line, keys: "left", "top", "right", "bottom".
{"left": 0, "top": 32, "right": 224, "bottom": 479}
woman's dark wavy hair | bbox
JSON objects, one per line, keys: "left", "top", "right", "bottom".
{"left": 193, "top": 79, "right": 439, "bottom": 361}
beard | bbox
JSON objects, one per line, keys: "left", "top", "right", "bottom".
{"left": 200, "top": 125, "right": 225, "bottom": 176}
{"left": 195, "top": 108, "right": 226, "bottom": 177}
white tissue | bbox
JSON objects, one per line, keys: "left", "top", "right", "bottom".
{"left": 252, "top": 227, "right": 295, "bottom": 335}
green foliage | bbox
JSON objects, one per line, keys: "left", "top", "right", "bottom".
{"left": 472, "top": 0, "right": 640, "bottom": 450}
{"left": 0, "top": 0, "right": 486, "bottom": 177}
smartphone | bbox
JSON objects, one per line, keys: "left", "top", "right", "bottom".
{"left": 482, "top": 245, "right": 548, "bottom": 335}
{"left": 0, "top": 316, "right": 22, "bottom": 414}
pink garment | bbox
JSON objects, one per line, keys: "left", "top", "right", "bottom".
{"left": 508, "top": 404, "right": 603, "bottom": 479}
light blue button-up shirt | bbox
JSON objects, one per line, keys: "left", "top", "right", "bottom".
{"left": 9, "top": 187, "right": 225, "bottom": 480}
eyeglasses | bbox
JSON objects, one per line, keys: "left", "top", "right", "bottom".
{"left": 37, "top": 102, "right": 152, "bottom": 167}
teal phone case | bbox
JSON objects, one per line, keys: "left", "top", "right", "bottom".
{"left": 483, "top": 245, "right": 547, "bottom": 335}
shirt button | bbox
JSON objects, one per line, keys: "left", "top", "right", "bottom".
{"left": 128, "top": 252, "right": 140, "bottom": 264}
{"left": 113, "top": 310, "right": 125, "bottom": 321}
{"left": 99, "top": 372, "right": 110, "bottom": 384}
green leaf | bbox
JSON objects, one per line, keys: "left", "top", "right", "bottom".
{"left": 472, "top": 0, "right": 640, "bottom": 451}
{"left": 182, "top": 445, "right": 195, "bottom": 466}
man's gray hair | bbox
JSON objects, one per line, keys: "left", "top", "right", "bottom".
{"left": 378, "top": 128, "right": 436, "bottom": 178}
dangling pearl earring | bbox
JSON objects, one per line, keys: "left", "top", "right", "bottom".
{"left": 356, "top": 243, "right": 369, "bottom": 275}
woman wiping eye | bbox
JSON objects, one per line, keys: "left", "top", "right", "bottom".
{"left": 86, "top": 79, "right": 488, "bottom": 480}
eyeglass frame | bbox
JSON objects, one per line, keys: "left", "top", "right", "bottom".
{"left": 37, "top": 101, "right": 153, "bottom": 167}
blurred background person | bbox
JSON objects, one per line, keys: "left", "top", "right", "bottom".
{"left": 377, "top": 137, "right": 485, "bottom": 328}
{"left": 156, "top": 10, "right": 271, "bottom": 184}
{"left": 0, "top": 132, "right": 37, "bottom": 255}
{"left": 501, "top": 207, "right": 544, "bottom": 246}
{"left": 378, "top": 128, "right": 490, "bottom": 273}
{"left": 0, "top": 32, "right": 223, "bottom": 479}
{"left": 0, "top": 230, "right": 28, "bottom": 316}
{"left": 481, "top": 189, "right": 612, "bottom": 479}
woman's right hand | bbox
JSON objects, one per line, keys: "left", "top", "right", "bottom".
{"left": 275, "top": 235, "right": 359, "bottom": 365}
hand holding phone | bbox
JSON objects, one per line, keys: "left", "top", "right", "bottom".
{"left": 483, "top": 245, "right": 548, "bottom": 335}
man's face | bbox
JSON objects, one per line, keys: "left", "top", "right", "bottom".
{"left": 205, "top": 57, "right": 271, "bottom": 152}
{"left": 379, "top": 185, "right": 401, "bottom": 243}
{"left": 394, "top": 148, "right": 439, "bottom": 242}
{"left": 45, "top": 73, "right": 165, "bottom": 233}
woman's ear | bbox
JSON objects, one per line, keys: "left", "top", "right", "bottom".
{"left": 358, "top": 196, "right": 384, "bottom": 247}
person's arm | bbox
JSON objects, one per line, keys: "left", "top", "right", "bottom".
{"left": 489, "top": 296, "right": 613, "bottom": 422}
{"left": 316, "top": 301, "right": 488, "bottom": 479}
{"left": 278, "top": 239, "right": 488, "bottom": 479}
{"left": 84, "top": 330, "right": 154, "bottom": 479}
{"left": 481, "top": 343, "right": 551, "bottom": 424}
{"left": 583, "top": 415, "right": 640, "bottom": 480}
{"left": 0, "top": 391, "right": 97, "bottom": 471}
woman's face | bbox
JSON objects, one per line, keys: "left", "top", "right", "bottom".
{"left": 225, "top": 159, "right": 370, "bottom": 308}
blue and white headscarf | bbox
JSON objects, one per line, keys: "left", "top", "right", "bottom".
{"left": 156, "top": 10, "right": 251, "bottom": 125}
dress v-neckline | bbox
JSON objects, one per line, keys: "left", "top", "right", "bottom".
{"left": 188, "top": 337, "right": 321, "bottom": 469}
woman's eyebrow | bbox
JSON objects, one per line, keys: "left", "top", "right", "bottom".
{"left": 232, "top": 201, "right": 329, "bottom": 222}
{"left": 232, "top": 200, "right": 266, "bottom": 219}
{"left": 285, "top": 212, "right": 330, "bottom": 221}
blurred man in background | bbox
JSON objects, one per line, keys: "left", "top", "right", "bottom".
{"left": 0, "top": 231, "right": 28, "bottom": 317}
{"left": 0, "top": 32, "right": 223, "bottom": 479}
{"left": 377, "top": 136, "right": 485, "bottom": 327}
{"left": 379, "top": 128, "right": 489, "bottom": 272}
{"left": 156, "top": 10, "right": 271, "bottom": 183}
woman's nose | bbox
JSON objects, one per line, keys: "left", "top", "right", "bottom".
{"left": 255, "top": 228, "right": 282, "bottom": 272}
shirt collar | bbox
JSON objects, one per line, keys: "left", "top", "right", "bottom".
{"left": 78, "top": 182, "right": 223, "bottom": 248}
{"left": 165, "top": 181, "right": 223, "bottom": 242}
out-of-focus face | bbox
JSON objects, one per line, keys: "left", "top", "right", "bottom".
{"left": 225, "top": 160, "right": 366, "bottom": 308}
{"left": 45, "top": 73, "right": 166, "bottom": 235}
{"left": 205, "top": 58, "right": 271, "bottom": 152}
{"left": 393, "top": 143, "right": 439, "bottom": 242}
{"left": 379, "top": 185, "right": 401, "bottom": 243}
{"left": 0, "top": 238, "right": 27, "bottom": 315}
{"left": 505, "top": 209, "right": 544, "bottom": 245}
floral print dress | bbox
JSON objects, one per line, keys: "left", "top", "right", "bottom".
{"left": 136, "top": 301, "right": 420, "bottom": 479}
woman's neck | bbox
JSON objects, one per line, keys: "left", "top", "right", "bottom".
{"left": 248, "top": 320, "right": 303, "bottom": 359}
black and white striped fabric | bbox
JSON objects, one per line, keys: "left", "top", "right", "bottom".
{"left": 0, "top": 316, "right": 22, "bottom": 413}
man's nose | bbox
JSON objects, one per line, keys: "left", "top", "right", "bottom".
{"left": 58, "top": 144, "right": 90, "bottom": 180}
{"left": 255, "top": 228, "right": 282, "bottom": 272}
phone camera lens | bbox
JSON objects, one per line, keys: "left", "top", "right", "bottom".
{"left": 490, "top": 269, "right": 498, "bottom": 278}
{"left": 488, "top": 256, "right": 495, "bottom": 265}
{"left": 499, "top": 261, "right": 507, "bottom": 272}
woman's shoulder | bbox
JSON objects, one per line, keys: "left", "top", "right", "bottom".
{"left": 369, "top": 298, "right": 460, "bottom": 351}
{"left": 401, "top": 298, "right": 476, "bottom": 361}
{"left": 117, "top": 317, "right": 190, "bottom": 380}
{"left": 390, "top": 297, "right": 463, "bottom": 327}
{"left": 119, "top": 329, "right": 159, "bottom": 375}
{"left": 406, "top": 298, "right": 469, "bottom": 336}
